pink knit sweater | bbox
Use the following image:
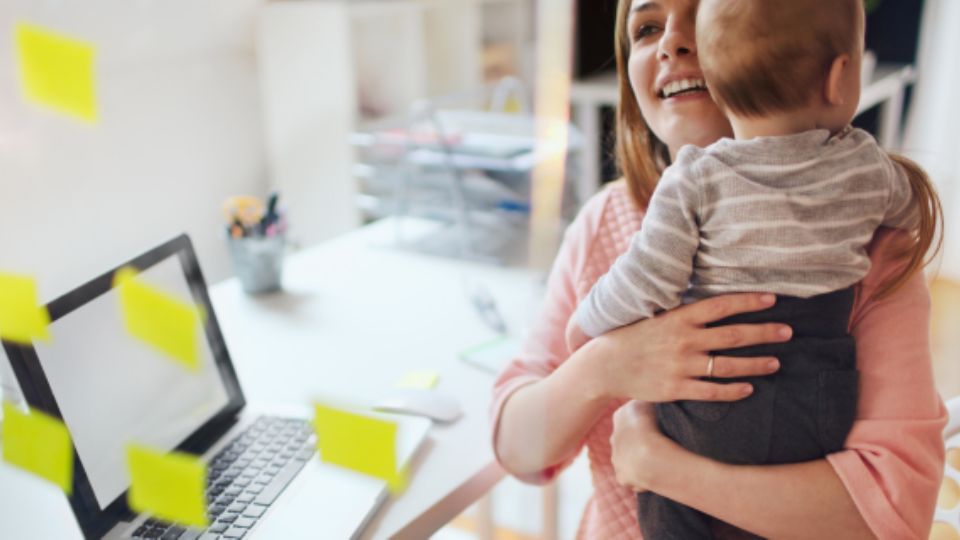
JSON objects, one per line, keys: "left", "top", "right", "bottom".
{"left": 491, "top": 183, "right": 945, "bottom": 539}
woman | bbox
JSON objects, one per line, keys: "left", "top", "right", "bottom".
{"left": 491, "top": 0, "right": 946, "bottom": 538}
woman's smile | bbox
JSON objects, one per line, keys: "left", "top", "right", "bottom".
{"left": 655, "top": 72, "right": 710, "bottom": 102}
{"left": 627, "top": 0, "right": 731, "bottom": 155}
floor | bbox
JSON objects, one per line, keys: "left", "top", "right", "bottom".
{"left": 932, "top": 278, "right": 960, "bottom": 400}
{"left": 436, "top": 277, "right": 960, "bottom": 539}
{"left": 434, "top": 455, "right": 593, "bottom": 540}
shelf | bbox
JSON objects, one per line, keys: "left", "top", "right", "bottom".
{"left": 255, "top": 0, "right": 535, "bottom": 248}
{"left": 568, "top": 61, "right": 918, "bottom": 199}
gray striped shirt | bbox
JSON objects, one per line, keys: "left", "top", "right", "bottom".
{"left": 576, "top": 127, "right": 916, "bottom": 338}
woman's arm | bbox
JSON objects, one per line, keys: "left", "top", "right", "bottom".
{"left": 493, "top": 190, "right": 786, "bottom": 480}
{"left": 495, "top": 337, "right": 616, "bottom": 476}
{"left": 825, "top": 229, "right": 945, "bottom": 539}
{"left": 496, "top": 292, "right": 788, "bottom": 477}
{"left": 611, "top": 401, "right": 873, "bottom": 539}
{"left": 611, "top": 230, "right": 946, "bottom": 539}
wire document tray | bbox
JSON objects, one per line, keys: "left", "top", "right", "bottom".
{"left": 351, "top": 78, "right": 583, "bottom": 264}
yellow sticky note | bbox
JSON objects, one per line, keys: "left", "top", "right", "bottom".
{"left": 126, "top": 444, "right": 209, "bottom": 528}
{"left": 313, "top": 403, "right": 406, "bottom": 493}
{"left": 114, "top": 267, "right": 201, "bottom": 371}
{"left": 14, "top": 22, "right": 98, "bottom": 123}
{"left": 396, "top": 371, "right": 439, "bottom": 390}
{"left": 0, "top": 273, "right": 51, "bottom": 345}
{"left": 2, "top": 401, "right": 73, "bottom": 494}
{"left": 502, "top": 96, "right": 523, "bottom": 114}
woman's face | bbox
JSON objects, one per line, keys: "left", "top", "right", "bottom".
{"left": 626, "top": 0, "right": 732, "bottom": 157}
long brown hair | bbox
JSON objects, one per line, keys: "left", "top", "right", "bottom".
{"left": 613, "top": 0, "right": 670, "bottom": 211}
{"left": 611, "top": 0, "right": 942, "bottom": 301}
{"left": 875, "top": 153, "right": 943, "bottom": 299}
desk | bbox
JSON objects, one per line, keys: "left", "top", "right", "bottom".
{"left": 0, "top": 217, "right": 547, "bottom": 539}
{"left": 569, "top": 63, "right": 917, "bottom": 201}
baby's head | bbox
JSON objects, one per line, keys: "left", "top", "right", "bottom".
{"left": 696, "top": 0, "right": 864, "bottom": 133}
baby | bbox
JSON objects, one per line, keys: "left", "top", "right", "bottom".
{"left": 566, "top": 0, "right": 936, "bottom": 538}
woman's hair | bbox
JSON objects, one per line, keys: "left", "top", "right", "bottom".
{"left": 613, "top": 0, "right": 671, "bottom": 211}
{"left": 611, "top": 0, "right": 943, "bottom": 301}
{"left": 875, "top": 154, "right": 943, "bottom": 300}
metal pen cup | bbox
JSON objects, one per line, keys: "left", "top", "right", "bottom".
{"left": 227, "top": 234, "right": 285, "bottom": 294}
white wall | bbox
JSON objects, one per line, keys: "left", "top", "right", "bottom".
{"left": 0, "top": 0, "right": 268, "bottom": 301}
{"left": 904, "top": 0, "right": 960, "bottom": 280}
{"left": 256, "top": 1, "right": 363, "bottom": 249}
{"left": 0, "top": 0, "right": 269, "bottom": 399}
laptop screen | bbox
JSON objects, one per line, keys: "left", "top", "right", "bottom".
{"left": 4, "top": 235, "right": 246, "bottom": 540}
{"left": 33, "top": 253, "right": 230, "bottom": 509}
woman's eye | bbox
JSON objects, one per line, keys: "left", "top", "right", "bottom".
{"left": 633, "top": 24, "right": 660, "bottom": 42}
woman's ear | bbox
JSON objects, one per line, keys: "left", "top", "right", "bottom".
{"left": 824, "top": 54, "right": 851, "bottom": 106}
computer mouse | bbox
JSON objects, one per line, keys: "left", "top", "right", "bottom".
{"left": 374, "top": 389, "right": 463, "bottom": 424}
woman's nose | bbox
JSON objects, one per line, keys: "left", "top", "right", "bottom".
{"left": 658, "top": 22, "right": 696, "bottom": 60}
{"left": 662, "top": 44, "right": 692, "bottom": 58}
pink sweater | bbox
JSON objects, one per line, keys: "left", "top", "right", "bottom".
{"left": 491, "top": 183, "right": 946, "bottom": 539}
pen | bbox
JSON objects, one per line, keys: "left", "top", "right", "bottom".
{"left": 470, "top": 284, "right": 507, "bottom": 335}
{"left": 259, "top": 191, "right": 280, "bottom": 236}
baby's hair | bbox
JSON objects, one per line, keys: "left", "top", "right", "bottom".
{"left": 696, "top": 0, "right": 863, "bottom": 118}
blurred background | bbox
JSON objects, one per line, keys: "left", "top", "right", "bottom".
{"left": 1, "top": 0, "right": 958, "bottom": 538}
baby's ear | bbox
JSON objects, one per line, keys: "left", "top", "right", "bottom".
{"left": 824, "top": 54, "right": 851, "bottom": 106}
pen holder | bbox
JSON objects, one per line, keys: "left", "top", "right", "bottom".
{"left": 227, "top": 234, "right": 285, "bottom": 294}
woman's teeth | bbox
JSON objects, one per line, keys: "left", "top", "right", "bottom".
{"left": 661, "top": 78, "right": 706, "bottom": 98}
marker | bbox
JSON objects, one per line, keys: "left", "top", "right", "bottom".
{"left": 470, "top": 285, "right": 507, "bottom": 335}
{"left": 259, "top": 192, "right": 280, "bottom": 236}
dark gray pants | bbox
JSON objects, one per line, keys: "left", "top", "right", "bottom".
{"left": 637, "top": 287, "right": 859, "bottom": 540}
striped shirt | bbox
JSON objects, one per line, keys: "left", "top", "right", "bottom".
{"left": 576, "top": 127, "right": 916, "bottom": 337}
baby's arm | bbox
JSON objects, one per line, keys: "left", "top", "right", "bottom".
{"left": 880, "top": 152, "right": 919, "bottom": 229}
{"left": 572, "top": 165, "right": 702, "bottom": 345}
{"left": 564, "top": 317, "right": 591, "bottom": 353}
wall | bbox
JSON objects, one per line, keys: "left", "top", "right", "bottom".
{"left": 0, "top": 0, "right": 268, "bottom": 299}
{"left": 256, "top": 1, "right": 363, "bottom": 249}
{"left": 0, "top": 0, "right": 269, "bottom": 395}
{"left": 904, "top": 0, "right": 960, "bottom": 280}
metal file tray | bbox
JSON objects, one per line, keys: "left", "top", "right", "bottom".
{"left": 350, "top": 80, "right": 584, "bottom": 263}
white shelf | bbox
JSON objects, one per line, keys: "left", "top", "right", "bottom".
{"left": 256, "top": 0, "right": 534, "bottom": 247}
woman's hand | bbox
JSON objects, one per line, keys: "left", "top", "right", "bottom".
{"left": 588, "top": 292, "right": 790, "bottom": 403}
{"left": 610, "top": 400, "right": 679, "bottom": 493}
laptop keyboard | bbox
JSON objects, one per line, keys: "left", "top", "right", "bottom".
{"left": 130, "top": 416, "right": 316, "bottom": 540}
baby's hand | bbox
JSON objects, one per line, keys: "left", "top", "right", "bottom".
{"left": 565, "top": 317, "right": 592, "bottom": 353}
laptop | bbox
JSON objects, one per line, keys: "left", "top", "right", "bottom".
{"left": 3, "top": 234, "right": 431, "bottom": 540}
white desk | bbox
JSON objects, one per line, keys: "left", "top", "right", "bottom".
{"left": 0, "top": 218, "right": 547, "bottom": 539}
{"left": 569, "top": 63, "right": 917, "bottom": 201}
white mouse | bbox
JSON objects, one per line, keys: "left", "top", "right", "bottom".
{"left": 374, "top": 389, "right": 463, "bottom": 423}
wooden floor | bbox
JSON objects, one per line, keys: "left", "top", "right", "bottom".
{"left": 445, "top": 514, "right": 539, "bottom": 540}
{"left": 932, "top": 278, "right": 960, "bottom": 400}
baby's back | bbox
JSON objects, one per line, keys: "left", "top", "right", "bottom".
{"left": 681, "top": 126, "right": 913, "bottom": 301}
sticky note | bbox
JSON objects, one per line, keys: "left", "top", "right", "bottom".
{"left": 0, "top": 273, "right": 51, "bottom": 345}
{"left": 14, "top": 22, "right": 98, "bottom": 122}
{"left": 126, "top": 444, "right": 209, "bottom": 528}
{"left": 313, "top": 403, "right": 406, "bottom": 493}
{"left": 2, "top": 401, "right": 73, "bottom": 494}
{"left": 502, "top": 96, "right": 523, "bottom": 114}
{"left": 396, "top": 371, "right": 439, "bottom": 390}
{"left": 114, "top": 267, "right": 201, "bottom": 371}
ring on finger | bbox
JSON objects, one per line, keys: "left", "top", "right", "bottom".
{"left": 706, "top": 355, "right": 715, "bottom": 378}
